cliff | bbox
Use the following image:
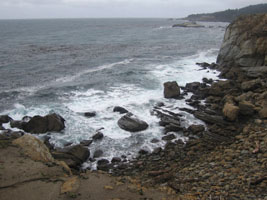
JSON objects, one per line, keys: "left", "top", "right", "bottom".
{"left": 184, "top": 3, "right": 267, "bottom": 22}
{"left": 217, "top": 14, "right": 267, "bottom": 68}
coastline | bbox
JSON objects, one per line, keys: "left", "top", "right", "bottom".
{"left": 0, "top": 14, "right": 267, "bottom": 199}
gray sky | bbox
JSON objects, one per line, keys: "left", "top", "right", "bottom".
{"left": 0, "top": 0, "right": 266, "bottom": 19}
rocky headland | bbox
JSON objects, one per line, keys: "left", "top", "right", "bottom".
{"left": 0, "top": 14, "right": 267, "bottom": 199}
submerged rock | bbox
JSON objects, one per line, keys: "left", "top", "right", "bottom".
{"left": 163, "top": 81, "right": 181, "bottom": 99}
{"left": 118, "top": 113, "right": 148, "bottom": 132}
{"left": 22, "top": 113, "right": 65, "bottom": 134}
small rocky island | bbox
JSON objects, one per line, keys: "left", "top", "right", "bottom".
{"left": 172, "top": 21, "right": 205, "bottom": 28}
{"left": 0, "top": 14, "right": 267, "bottom": 199}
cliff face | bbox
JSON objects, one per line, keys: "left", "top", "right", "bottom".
{"left": 217, "top": 14, "right": 267, "bottom": 68}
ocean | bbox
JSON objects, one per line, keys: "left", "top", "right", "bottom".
{"left": 0, "top": 18, "right": 228, "bottom": 168}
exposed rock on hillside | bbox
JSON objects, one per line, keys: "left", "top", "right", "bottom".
{"left": 217, "top": 14, "right": 267, "bottom": 68}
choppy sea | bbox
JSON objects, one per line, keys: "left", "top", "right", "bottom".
{"left": 0, "top": 18, "right": 228, "bottom": 168}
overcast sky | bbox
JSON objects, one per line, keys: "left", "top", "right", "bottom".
{"left": 0, "top": 0, "right": 266, "bottom": 19}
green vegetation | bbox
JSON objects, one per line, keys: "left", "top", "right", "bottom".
{"left": 184, "top": 3, "right": 267, "bottom": 22}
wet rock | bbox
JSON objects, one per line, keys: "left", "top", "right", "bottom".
{"left": 152, "top": 147, "right": 162, "bottom": 154}
{"left": 43, "top": 136, "right": 54, "bottom": 150}
{"left": 259, "top": 107, "right": 267, "bottom": 119}
{"left": 0, "top": 115, "right": 12, "bottom": 124}
{"left": 52, "top": 144, "right": 90, "bottom": 169}
{"left": 163, "top": 81, "right": 180, "bottom": 98}
{"left": 188, "top": 125, "right": 205, "bottom": 135}
{"left": 155, "top": 102, "right": 165, "bottom": 107}
{"left": 93, "top": 149, "right": 103, "bottom": 158}
{"left": 223, "top": 103, "right": 240, "bottom": 121}
{"left": 0, "top": 124, "right": 4, "bottom": 130}
{"left": 239, "top": 101, "right": 255, "bottom": 115}
{"left": 185, "top": 82, "right": 201, "bottom": 93}
{"left": 139, "top": 149, "right": 149, "bottom": 155}
{"left": 97, "top": 159, "right": 110, "bottom": 171}
{"left": 117, "top": 113, "right": 148, "bottom": 132}
{"left": 111, "top": 157, "right": 122, "bottom": 163}
{"left": 22, "top": 113, "right": 65, "bottom": 134}
{"left": 162, "top": 134, "right": 176, "bottom": 141}
{"left": 0, "top": 130, "right": 23, "bottom": 140}
{"left": 84, "top": 112, "right": 96, "bottom": 118}
{"left": 202, "top": 78, "right": 213, "bottom": 84}
{"left": 196, "top": 62, "right": 211, "bottom": 68}
{"left": 80, "top": 140, "right": 93, "bottom": 146}
{"left": 92, "top": 132, "right": 104, "bottom": 141}
{"left": 10, "top": 120, "right": 26, "bottom": 129}
{"left": 150, "top": 138, "right": 160, "bottom": 143}
{"left": 113, "top": 106, "right": 129, "bottom": 114}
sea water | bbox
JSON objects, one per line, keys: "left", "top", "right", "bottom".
{"left": 0, "top": 18, "right": 228, "bottom": 167}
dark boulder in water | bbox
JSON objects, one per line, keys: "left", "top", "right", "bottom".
{"left": 163, "top": 81, "right": 180, "bottom": 99}
{"left": 113, "top": 106, "right": 129, "bottom": 114}
{"left": 93, "top": 149, "right": 103, "bottom": 158}
{"left": 0, "top": 115, "right": 12, "bottom": 124}
{"left": 84, "top": 112, "right": 96, "bottom": 118}
{"left": 22, "top": 113, "right": 65, "bottom": 134}
{"left": 117, "top": 113, "right": 148, "bottom": 132}
{"left": 92, "top": 132, "right": 104, "bottom": 141}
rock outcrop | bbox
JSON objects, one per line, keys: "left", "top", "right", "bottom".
{"left": 217, "top": 14, "right": 267, "bottom": 68}
{"left": 22, "top": 113, "right": 65, "bottom": 134}
{"left": 163, "top": 81, "right": 181, "bottom": 99}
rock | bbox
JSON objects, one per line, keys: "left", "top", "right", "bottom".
{"left": 117, "top": 113, "right": 148, "bottom": 132}
{"left": 84, "top": 112, "right": 96, "bottom": 118}
{"left": 196, "top": 62, "right": 211, "bottom": 68}
{"left": 185, "top": 82, "right": 201, "bottom": 92}
{"left": 163, "top": 81, "right": 180, "bottom": 99}
{"left": 223, "top": 103, "right": 240, "bottom": 121}
{"left": 188, "top": 125, "right": 205, "bottom": 135}
{"left": 80, "top": 140, "right": 93, "bottom": 146}
{"left": 10, "top": 120, "right": 26, "bottom": 129}
{"left": 162, "top": 134, "right": 176, "bottom": 141}
{"left": 194, "top": 111, "right": 230, "bottom": 126}
{"left": 0, "top": 124, "right": 4, "bottom": 130}
{"left": 241, "top": 66, "right": 267, "bottom": 78}
{"left": 93, "top": 149, "right": 103, "bottom": 158}
{"left": 259, "top": 107, "right": 267, "bottom": 119}
{"left": 43, "top": 136, "right": 54, "bottom": 150}
{"left": 239, "top": 101, "right": 255, "bottom": 115}
{"left": 60, "top": 176, "right": 80, "bottom": 194}
{"left": 172, "top": 22, "right": 205, "bottom": 28}
{"left": 202, "top": 78, "right": 213, "bottom": 84}
{"left": 151, "top": 138, "right": 160, "bottom": 143}
{"left": 0, "top": 115, "right": 12, "bottom": 124}
{"left": 97, "top": 159, "right": 110, "bottom": 171}
{"left": 13, "top": 135, "right": 55, "bottom": 163}
{"left": 0, "top": 130, "right": 23, "bottom": 140}
{"left": 113, "top": 106, "right": 129, "bottom": 114}
{"left": 111, "top": 157, "right": 122, "bottom": 163}
{"left": 92, "top": 132, "right": 104, "bottom": 141}
{"left": 241, "top": 79, "right": 262, "bottom": 91}
{"left": 22, "top": 113, "right": 65, "bottom": 134}
{"left": 139, "top": 149, "right": 149, "bottom": 155}
{"left": 217, "top": 14, "right": 267, "bottom": 67}
{"left": 52, "top": 144, "right": 90, "bottom": 169}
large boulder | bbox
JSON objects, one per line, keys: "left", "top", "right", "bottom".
{"left": 118, "top": 113, "right": 148, "bottom": 132}
{"left": 22, "top": 113, "right": 65, "bottom": 134}
{"left": 163, "top": 81, "right": 181, "bottom": 99}
{"left": 52, "top": 144, "right": 90, "bottom": 169}
{"left": 217, "top": 14, "right": 267, "bottom": 68}
{"left": 113, "top": 106, "right": 129, "bottom": 114}
{"left": 12, "top": 135, "right": 55, "bottom": 163}
{"left": 0, "top": 115, "right": 12, "bottom": 124}
{"left": 239, "top": 101, "right": 255, "bottom": 115}
{"left": 223, "top": 103, "right": 240, "bottom": 121}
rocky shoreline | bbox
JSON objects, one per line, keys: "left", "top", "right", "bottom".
{"left": 1, "top": 14, "right": 267, "bottom": 199}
